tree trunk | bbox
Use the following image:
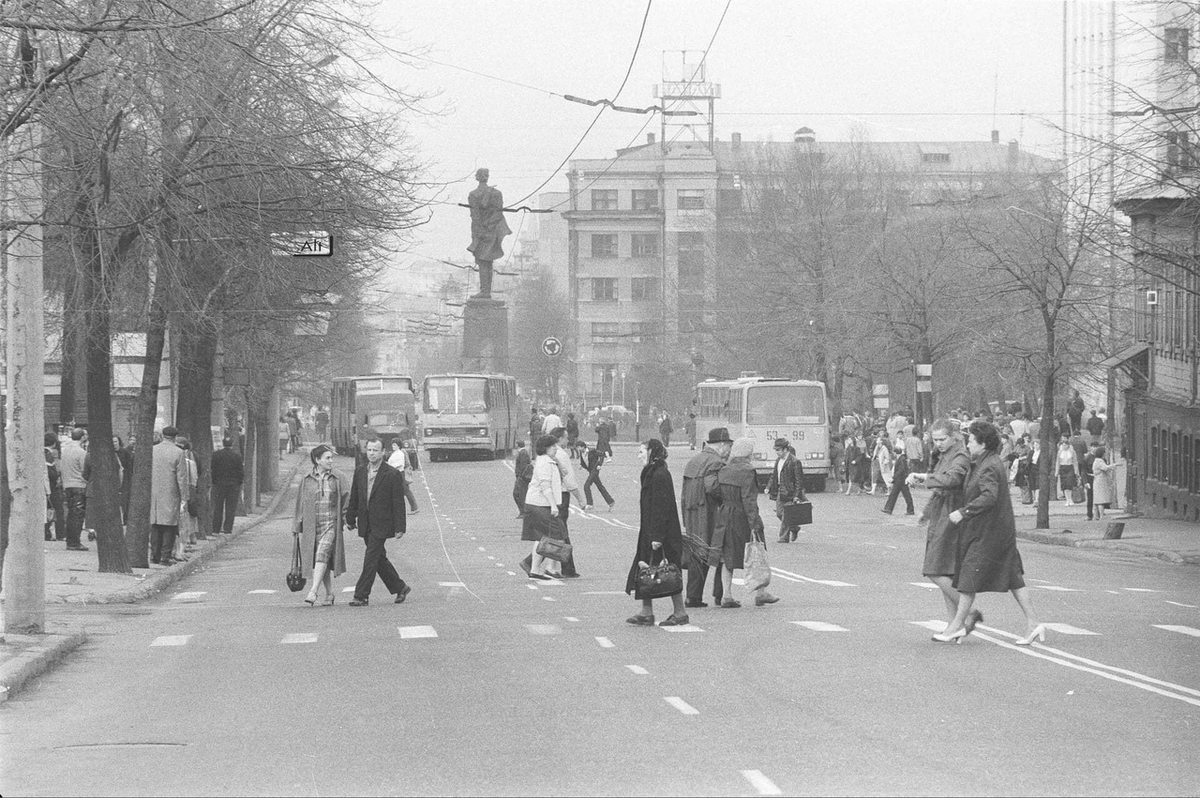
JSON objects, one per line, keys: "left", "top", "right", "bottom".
{"left": 174, "top": 315, "right": 217, "bottom": 539}
{"left": 1036, "top": 326, "right": 1057, "bottom": 530}
{"left": 59, "top": 266, "right": 85, "bottom": 426}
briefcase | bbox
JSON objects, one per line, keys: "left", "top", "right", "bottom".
{"left": 783, "top": 501, "right": 813, "bottom": 527}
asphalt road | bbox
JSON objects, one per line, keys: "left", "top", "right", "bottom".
{"left": 1, "top": 449, "right": 1197, "bottom": 796}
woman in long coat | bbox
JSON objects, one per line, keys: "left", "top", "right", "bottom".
{"left": 293, "top": 445, "right": 349, "bottom": 606}
{"left": 710, "top": 438, "right": 765, "bottom": 609}
{"left": 907, "top": 419, "right": 971, "bottom": 624}
{"left": 625, "top": 439, "right": 688, "bottom": 627}
{"left": 935, "top": 420, "right": 1043, "bottom": 645}
{"left": 1091, "top": 446, "right": 1115, "bottom": 518}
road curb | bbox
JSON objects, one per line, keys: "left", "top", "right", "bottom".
{"left": 0, "top": 631, "right": 88, "bottom": 703}
{"left": 1015, "top": 528, "right": 1200, "bottom": 567}
{"left": 66, "top": 460, "right": 302, "bottom": 605}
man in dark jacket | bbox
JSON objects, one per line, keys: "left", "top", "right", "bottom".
{"left": 767, "top": 438, "right": 807, "bottom": 543}
{"left": 346, "top": 438, "right": 411, "bottom": 607}
{"left": 210, "top": 437, "right": 244, "bottom": 535}
{"left": 881, "top": 441, "right": 915, "bottom": 515}
{"left": 681, "top": 428, "right": 732, "bottom": 608}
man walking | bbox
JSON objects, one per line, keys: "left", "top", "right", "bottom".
{"left": 44, "top": 432, "right": 66, "bottom": 542}
{"left": 659, "top": 412, "right": 673, "bottom": 447}
{"left": 59, "top": 427, "right": 90, "bottom": 551}
{"left": 210, "top": 437, "right": 244, "bottom": 535}
{"left": 513, "top": 439, "right": 533, "bottom": 518}
{"left": 595, "top": 416, "right": 613, "bottom": 459}
{"left": 685, "top": 413, "right": 697, "bottom": 450}
{"left": 767, "top": 438, "right": 806, "bottom": 543}
{"left": 1086, "top": 409, "right": 1105, "bottom": 442}
{"left": 681, "top": 427, "right": 732, "bottom": 608}
{"left": 150, "top": 427, "right": 190, "bottom": 565}
{"left": 579, "top": 440, "right": 615, "bottom": 511}
{"left": 881, "top": 439, "right": 915, "bottom": 515}
{"left": 347, "top": 438, "right": 411, "bottom": 607}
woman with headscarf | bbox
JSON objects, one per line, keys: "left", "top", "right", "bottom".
{"left": 625, "top": 438, "right": 688, "bottom": 627}
{"left": 292, "top": 444, "right": 350, "bottom": 606}
{"left": 711, "top": 437, "right": 776, "bottom": 608}
{"left": 523, "top": 434, "right": 564, "bottom": 580}
{"left": 936, "top": 420, "right": 1043, "bottom": 645}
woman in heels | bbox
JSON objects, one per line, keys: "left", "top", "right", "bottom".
{"left": 936, "top": 420, "right": 1043, "bottom": 645}
{"left": 293, "top": 445, "right": 350, "bottom": 606}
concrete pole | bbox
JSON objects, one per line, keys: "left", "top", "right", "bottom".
{"left": 2, "top": 101, "right": 46, "bottom": 633}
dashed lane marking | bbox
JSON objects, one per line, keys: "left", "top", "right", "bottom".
{"left": 1124, "top": 588, "right": 1162, "bottom": 593}
{"left": 150, "top": 635, "right": 191, "bottom": 647}
{"left": 526, "top": 584, "right": 539, "bottom": 591}
{"left": 595, "top": 637, "right": 615, "bottom": 649}
{"left": 910, "top": 620, "right": 947, "bottom": 632}
{"left": 171, "top": 592, "right": 207, "bottom": 602}
{"left": 626, "top": 665, "right": 649, "bottom": 675}
{"left": 1166, "top": 601, "right": 1198, "bottom": 608}
{"left": 486, "top": 556, "right": 495, "bottom": 560}
{"left": 526, "top": 625, "right": 561, "bottom": 635}
{"left": 564, "top": 617, "right": 580, "bottom": 622}
{"left": 438, "top": 582, "right": 466, "bottom": 588}
{"left": 281, "top": 633, "right": 318, "bottom": 644}
{"left": 543, "top": 596, "right": 558, "bottom": 602}
{"left": 507, "top": 571, "right": 516, "bottom": 576}
{"left": 1043, "top": 623, "right": 1100, "bottom": 635}
{"left": 1153, "top": 625, "right": 1200, "bottom": 638}
{"left": 1106, "top": 590, "right": 1122, "bottom": 595}
{"left": 477, "top": 546, "right": 486, "bottom": 552}
{"left": 342, "top": 587, "right": 355, "bottom": 593}
{"left": 248, "top": 590, "right": 276, "bottom": 595}
{"left": 661, "top": 624, "right": 704, "bottom": 633}
{"left": 741, "top": 770, "right": 783, "bottom": 796}
{"left": 398, "top": 626, "right": 438, "bottom": 640}
{"left": 664, "top": 696, "right": 699, "bottom": 715}
{"left": 771, "top": 567, "right": 855, "bottom": 587}
{"left": 1032, "top": 586, "right": 1080, "bottom": 592}
{"left": 791, "top": 621, "right": 849, "bottom": 632}
{"left": 909, "top": 582, "right": 939, "bottom": 589}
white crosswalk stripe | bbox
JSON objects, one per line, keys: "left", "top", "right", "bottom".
{"left": 791, "top": 621, "right": 848, "bottom": 632}
{"left": 1153, "top": 625, "right": 1200, "bottom": 638}
{"left": 150, "top": 635, "right": 191, "bottom": 647}
{"left": 281, "top": 633, "right": 318, "bottom": 644}
{"left": 1043, "top": 623, "right": 1100, "bottom": 635}
{"left": 398, "top": 625, "right": 438, "bottom": 639}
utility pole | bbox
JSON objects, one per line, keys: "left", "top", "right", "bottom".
{"left": 2, "top": 22, "right": 47, "bottom": 633}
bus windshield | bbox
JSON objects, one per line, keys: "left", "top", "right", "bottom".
{"left": 745, "top": 384, "right": 826, "bottom": 425}
{"left": 424, "top": 377, "right": 488, "bottom": 415}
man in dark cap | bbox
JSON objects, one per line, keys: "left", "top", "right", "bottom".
{"left": 466, "top": 167, "right": 512, "bottom": 299}
{"left": 767, "top": 437, "right": 806, "bottom": 543}
{"left": 681, "top": 427, "right": 733, "bottom": 608}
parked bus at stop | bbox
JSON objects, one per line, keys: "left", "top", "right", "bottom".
{"left": 421, "top": 373, "right": 520, "bottom": 461}
{"left": 693, "top": 376, "right": 830, "bottom": 491}
{"left": 330, "top": 375, "right": 417, "bottom": 464}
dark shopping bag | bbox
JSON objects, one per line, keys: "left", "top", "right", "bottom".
{"left": 1071, "top": 485, "right": 1086, "bottom": 504}
{"left": 536, "top": 536, "right": 572, "bottom": 563}
{"left": 637, "top": 555, "right": 683, "bottom": 599}
{"left": 286, "top": 536, "right": 307, "bottom": 592}
{"left": 783, "top": 500, "right": 813, "bottom": 528}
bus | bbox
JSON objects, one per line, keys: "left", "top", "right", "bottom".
{"left": 694, "top": 376, "right": 831, "bottom": 491}
{"left": 421, "top": 373, "right": 520, "bottom": 461}
{"left": 330, "top": 375, "right": 417, "bottom": 461}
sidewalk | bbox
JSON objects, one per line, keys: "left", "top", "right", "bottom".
{"left": 0, "top": 449, "right": 308, "bottom": 702}
{"left": 1009, "top": 497, "right": 1200, "bottom": 566}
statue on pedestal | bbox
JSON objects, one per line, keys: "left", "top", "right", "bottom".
{"left": 466, "top": 168, "right": 512, "bottom": 299}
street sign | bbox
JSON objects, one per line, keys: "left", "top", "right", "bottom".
{"left": 541, "top": 337, "right": 563, "bottom": 358}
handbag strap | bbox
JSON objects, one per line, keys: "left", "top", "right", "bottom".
{"left": 292, "top": 535, "right": 303, "bottom": 572}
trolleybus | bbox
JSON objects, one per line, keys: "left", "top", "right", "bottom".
{"left": 330, "top": 374, "right": 417, "bottom": 461}
{"left": 421, "top": 373, "right": 520, "bottom": 461}
{"left": 694, "top": 376, "right": 831, "bottom": 491}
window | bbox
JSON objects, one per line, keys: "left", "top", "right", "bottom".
{"left": 678, "top": 232, "right": 705, "bottom": 282}
{"left": 920, "top": 152, "right": 951, "bottom": 164}
{"left": 1184, "top": 435, "right": 1192, "bottom": 493}
{"left": 677, "top": 188, "right": 705, "bottom": 210}
{"left": 591, "top": 277, "right": 618, "bottom": 301}
{"left": 1193, "top": 438, "right": 1200, "bottom": 493}
{"left": 1151, "top": 426, "right": 1159, "bottom": 480}
{"left": 590, "top": 322, "right": 621, "bottom": 343}
{"left": 631, "top": 233, "right": 660, "bottom": 258}
{"left": 629, "top": 322, "right": 659, "bottom": 344}
{"left": 1165, "top": 27, "right": 1190, "bottom": 61}
{"left": 591, "top": 189, "right": 618, "bottom": 211}
{"left": 591, "top": 234, "right": 618, "bottom": 258}
{"left": 631, "top": 189, "right": 659, "bottom": 210}
{"left": 1166, "top": 131, "right": 1196, "bottom": 170}
{"left": 631, "top": 277, "right": 661, "bottom": 301}
{"left": 594, "top": 363, "right": 617, "bottom": 397}
{"left": 1173, "top": 431, "right": 1182, "bottom": 486}
{"left": 678, "top": 291, "right": 704, "bottom": 333}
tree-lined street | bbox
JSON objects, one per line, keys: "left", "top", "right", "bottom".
{"left": 2, "top": 450, "right": 1196, "bottom": 796}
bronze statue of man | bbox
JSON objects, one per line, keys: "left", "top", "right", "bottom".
{"left": 466, "top": 168, "right": 512, "bottom": 299}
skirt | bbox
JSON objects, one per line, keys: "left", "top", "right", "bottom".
{"left": 1058, "top": 466, "right": 1077, "bottom": 491}
{"left": 521, "top": 505, "right": 553, "bottom": 542}
{"left": 314, "top": 525, "right": 337, "bottom": 565}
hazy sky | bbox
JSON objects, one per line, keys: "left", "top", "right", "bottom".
{"left": 369, "top": 0, "right": 1065, "bottom": 275}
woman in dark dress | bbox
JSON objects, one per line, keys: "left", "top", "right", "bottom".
{"left": 625, "top": 439, "right": 688, "bottom": 627}
{"left": 934, "top": 420, "right": 1044, "bottom": 645}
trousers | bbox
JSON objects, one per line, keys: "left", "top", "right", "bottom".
{"left": 513, "top": 479, "right": 529, "bottom": 514}
{"left": 353, "top": 535, "right": 408, "bottom": 600}
{"left": 686, "top": 561, "right": 724, "bottom": 604}
{"left": 583, "top": 470, "right": 613, "bottom": 506}
{"left": 211, "top": 482, "right": 240, "bottom": 534}
{"left": 882, "top": 478, "right": 914, "bottom": 514}
{"left": 64, "top": 487, "right": 86, "bottom": 547}
{"left": 150, "top": 524, "right": 178, "bottom": 563}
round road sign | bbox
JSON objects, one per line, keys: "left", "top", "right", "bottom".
{"left": 541, "top": 336, "right": 563, "bottom": 357}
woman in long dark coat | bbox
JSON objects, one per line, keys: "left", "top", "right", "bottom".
{"left": 625, "top": 439, "right": 688, "bottom": 627}
{"left": 711, "top": 437, "right": 771, "bottom": 608}
{"left": 907, "top": 419, "right": 971, "bottom": 625}
{"left": 934, "top": 420, "right": 1044, "bottom": 645}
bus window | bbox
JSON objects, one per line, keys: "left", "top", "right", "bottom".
{"left": 460, "top": 378, "right": 487, "bottom": 413}
{"left": 424, "top": 377, "right": 454, "bottom": 414}
{"left": 746, "top": 385, "right": 826, "bottom": 425}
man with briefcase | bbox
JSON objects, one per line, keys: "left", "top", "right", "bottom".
{"left": 767, "top": 438, "right": 810, "bottom": 543}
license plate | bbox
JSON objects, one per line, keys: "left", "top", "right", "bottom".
{"left": 451, "top": 437, "right": 469, "bottom": 443}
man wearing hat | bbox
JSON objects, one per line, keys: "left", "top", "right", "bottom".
{"left": 149, "top": 426, "right": 191, "bottom": 566}
{"left": 680, "top": 427, "right": 733, "bottom": 608}
{"left": 767, "top": 437, "right": 807, "bottom": 543}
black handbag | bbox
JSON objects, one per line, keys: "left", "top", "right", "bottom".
{"left": 286, "top": 536, "right": 307, "bottom": 592}
{"left": 536, "top": 536, "right": 572, "bottom": 563}
{"left": 637, "top": 554, "right": 682, "bottom": 599}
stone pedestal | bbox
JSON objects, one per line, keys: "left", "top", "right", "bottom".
{"left": 462, "top": 298, "right": 509, "bottom": 373}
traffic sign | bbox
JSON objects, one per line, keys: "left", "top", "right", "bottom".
{"left": 541, "top": 337, "right": 563, "bottom": 358}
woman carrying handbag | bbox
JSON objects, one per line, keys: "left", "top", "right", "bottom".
{"left": 625, "top": 438, "right": 688, "bottom": 627}
{"left": 293, "top": 445, "right": 350, "bottom": 606}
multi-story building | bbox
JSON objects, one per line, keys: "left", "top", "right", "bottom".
{"left": 562, "top": 130, "right": 1059, "bottom": 409}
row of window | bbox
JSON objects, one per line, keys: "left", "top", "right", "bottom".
{"left": 587, "top": 322, "right": 660, "bottom": 344}
{"left": 588, "top": 188, "right": 706, "bottom": 212}
{"left": 578, "top": 277, "right": 661, "bottom": 302}
{"left": 587, "top": 233, "right": 661, "bottom": 258}
{"left": 1148, "top": 425, "right": 1200, "bottom": 494}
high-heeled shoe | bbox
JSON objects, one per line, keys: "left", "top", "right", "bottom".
{"left": 304, "top": 593, "right": 317, "bottom": 606}
{"left": 1014, "top": 624, "right": 1046, "bottom": 646}
{"left": 964, "top": 609, "right": 984, "bottom": 637}
{"left": 323, "top": 594, "right": 336, "bottom": 606}
{"left": 931, "top": 628, "right": 967, "bottom": 644}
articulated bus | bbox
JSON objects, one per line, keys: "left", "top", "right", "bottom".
{"left": 694, "top": 376, "right": 831, "bottom": 491}
{"left": 330, "top": 375, "right": 417, "bottom": 460}
{"left": 422, "top": 373, "right": 520, "bottom": 461}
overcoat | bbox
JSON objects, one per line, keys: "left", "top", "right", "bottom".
{"left": 292, "top": 469, "right": 349, "bottom": 577}
{"left": 149, "top": 440, "right": 190, "bottom": 526}
{"left": 953, "top": 451, "right": 1025, "bottom": 593}
{"left": 710, "top": 458, "right": 763, "bottom": 570}
{"left": 919, "top": 437, "right": 970, "bottom": 577}
{"left": 467, "top": 184, "right": 512, "bottom": 261}
{"left": 767, "top": 453, "right": 805, "bottom": 503}
{"left": 346, "top": 461, "right": 407, "bottom": 540}
{"left": 680, "top": 447, "right": 724, "bottom": 549}
{"left": 1092, "top": 457, "right": 1116, "bottom": 505}
{"left": 625, "top": 459, "right": 683, "bottom": 597}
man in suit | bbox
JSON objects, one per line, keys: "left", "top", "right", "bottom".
{"left": 210, "top": 437, "right": 244, "bottom": 535}
{"left": 767, "top": 438, "right": 806, "bottom": 543}
{"left": 347, "top": 437, "right": 411, "bottom": 607}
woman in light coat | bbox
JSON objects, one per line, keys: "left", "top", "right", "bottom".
{"left": 1091, "top": 446, "right": 1115, "bottom": 519}
{"left": 522, "top": 434, "right": 563, "bottom": 579}
{"left": 293, "top": 445, "right": 349, "bottom": 605}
